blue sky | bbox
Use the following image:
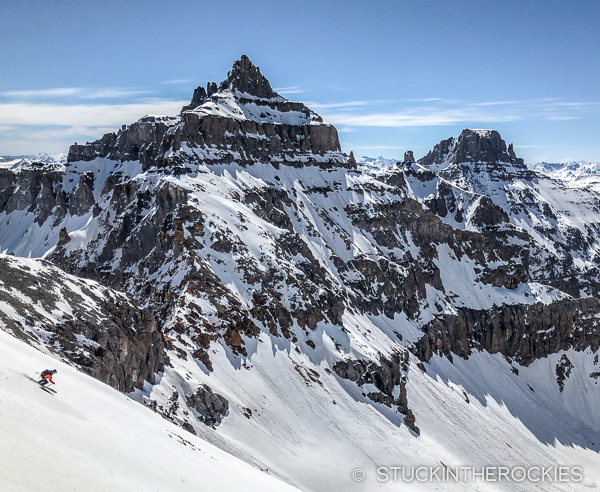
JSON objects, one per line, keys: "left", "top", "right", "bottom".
{"left": 1, "top": 0, "right": 598, "bottom": 162}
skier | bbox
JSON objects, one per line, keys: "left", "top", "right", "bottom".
{"left": 39, "top": 369, "right": 57, "bottom": 386}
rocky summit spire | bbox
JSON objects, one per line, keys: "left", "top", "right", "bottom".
{"left": 219, "top": 54, "right": 276, "bottom": 99}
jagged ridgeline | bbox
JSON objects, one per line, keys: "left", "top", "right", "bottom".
{"left": 1, "top": 55, "right": 600, "bottom": 487}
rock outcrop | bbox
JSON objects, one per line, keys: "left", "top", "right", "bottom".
{"left": 2, "top": 56, "right": 600, "bottom": 450}
{"left": 452, "top": 129, "right": 524, "bottom": 166}
{"left": 186, "top": 384, "right": 229, "bottom": 426}
{"left": 333, "top": 353, "right": 420, "bottom": 434}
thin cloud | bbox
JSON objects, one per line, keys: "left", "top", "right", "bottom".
{"left": 308, "top": 98, "right": 452, "bottom": 110}
{"left": 545, "top": 101, "right": 600, "bottom": 108}
{"left": 0, "top": 100, "right": 187, "bottom": 127}
{"left": 80, "top": 89, "right": 150, "bottom": 99}
{"left": 1, "top": 88, "right": 82, "bottom": 98}
{"left": 474, "top": 100, "right": 524, "bottom": 106}
{"left": 474, "top": 98, "right": 558, "bottom": 106}
{"left": 1, "top": 87, "right": 150, "bottom": 99}
{"left": 323, "top": 108, "right": 520, "bottom": 127}
{"left": 308, "top": 100, "right": 371, "bottom": 109}
{"left": 161, "top": 79, "right": 191, "bottom": 84}
{"left": 546, "top": 115, "right": 580, "bottom": 121}
{"left": 274, "top": 86, "right": 304, "bottom": 94}
{"left": 0, "top": 100, "right": 187, "bottom": 154}
{"left": 319, "top": 97, "right": 597, "bottom": 127}
{"left": 0, "top": 125, "right": 119, "bottom": 145}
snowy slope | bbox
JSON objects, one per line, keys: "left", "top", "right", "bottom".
{"left": 0, "top": 329, "right": 299, "bottom": 492}
{"left": 3, "top": 309, "right": 599, "bottom": 491}
{"left": 414, "top": 131, "right": 600, "bottom": 296}
{"left": 530, "top": 161, "right": 600, "bottom": 181}
{"left": 0, "top": 254, "right": 164, "bottom": 392}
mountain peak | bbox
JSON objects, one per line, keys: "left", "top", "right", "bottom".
{"left": 219, "top": 54, "right": 276, "bottom": 99}
{"left": 69, "top": 55, "right": 344, "bottom": 168}
{"left": 419, "top": 129, "right": 524, "bottom": 168}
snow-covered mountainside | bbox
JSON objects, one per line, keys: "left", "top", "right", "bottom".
{"left": 1, "top": 57, "right": 600, "bottom": 490}
{"left": 417, "top": 129, "right": 600, "bottom": 298}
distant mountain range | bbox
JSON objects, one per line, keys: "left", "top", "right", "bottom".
{"left": 0, "top": 152, "right": 67, "bottom": 170}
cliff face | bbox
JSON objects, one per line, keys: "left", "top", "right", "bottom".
{"left": 413, "top": 298, "right": 600, "bottom": 365}
{"left": 2, "top": 112, "right": 599, "bottom": 372}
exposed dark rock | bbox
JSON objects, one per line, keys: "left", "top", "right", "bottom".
{"left": 348, "top": 151, "right": 357, "bottom": 168}
{"left": 0, "top": 168, "right": 67, "bottom": 225}
{"left": 333, "top": 352, "right": 419, "bottom": 434}
{"left": 181, "top": 421, "right": 197, "bottom": 435}
{"left": 68, "top": 132, "right": 118, "bottom": 163}
{"left": 69, "top": 171, "right": 95, "bottom": 216}
{"left": 556, "top": 354, "right": 574, "bottom": 392}
{"left": 181, "top": 86, "right": 207, "bottom": 112}
{"left": 57, "top": 227, "right": 71, "bottom": 246}
{"left": 419, "top": 129, "right": 525, "bottom": 167}
{"left": 413, "top": 298, "right": 600, "bottom": 367}
{"left": 3, "top": 58, "right": 600, "bottom": 448}
{"left": 206, "top": 81, "right": 217, "bottom": 97}
{"left": 68, "top": 116, "right": 177, "bottom": 169}
{"left": 470, "top": 196, "right": 509, "bottom": 228}
{"left": 423, "top": 181, "right": 456, "bottom": 218}
{"left": 186, "top": 384, "right": 229, "bottom": 426}
{"left": 418, "top": 137, "right": 455, "bottom": 167}
{"left": 452, "top": 129, "right": 525, "bottom": 166}
{"left": 220, "top": 54, "right": 276, "bottom": 99}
